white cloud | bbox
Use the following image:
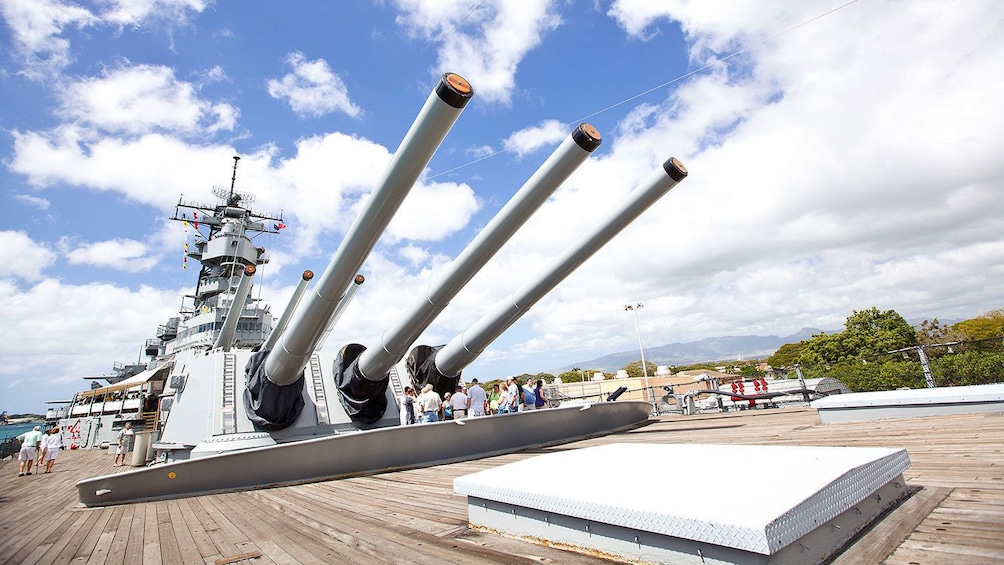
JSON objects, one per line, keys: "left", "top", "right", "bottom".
{"left": 0, "top": 231, "right": 57, "bottom": 281}
{"left": 267, "top": 52, "right": 361, "bottom": 118}
{"left": 99, "top": 0, "right": 207, "bottom": 27}
{"left": 518, "top": 0, "right": 1004, "bottom": 355}
{"left": 388, "top": 180, "right": 480, "bottom": 242}
{"left": 503, "top": 119, "right": 567, "bottom": 158}
{"left": 9, "top": 128, "right": 261, "bottom": 209}
{"left": 392, "top": 0, "right": 563, "bottom": 105}
{"left": 59, "top": 64, "right": 238, "bottom": 136}
{"left": 63, "top": 238, "right": 159, "bottom": 272}
{"left": 14, "top": 193, "right": 51, "bottom": 209}
{"left": 0, "top": 0, "right": 97, "bottom": 78}
{"left": 1, "top": 0, "right": 208, "bottom": 79}
{"left": 0, "top": 278, "right": 179, "bottom": 398}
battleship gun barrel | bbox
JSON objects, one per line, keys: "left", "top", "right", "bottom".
{"left": 316, "top": 274, "right": 365, "bottom": 350}
{"left": 261, "top": 270, "right": 314, "bottom": 353}
{"left": 433, "top": 157, "right": 688, "bottom": 377}
{"left": 355, "top": 124, "right": 602, "bottom": 381}
{"left": 263, "top": 73, "right": 473, "bottom": 386}
{"left": 213, "top": 264, "right": 256, "bottom": 351}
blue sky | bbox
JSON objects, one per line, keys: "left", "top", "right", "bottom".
{"left": 2, "top": 0, "right": 1003, "bottom": 413}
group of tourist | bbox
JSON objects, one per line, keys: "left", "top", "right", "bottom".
{"left": 14, "top": 425, "right": 62, "bottom": 476}
{"left": 397, "top": 377, "right": 548, "bottom": 425}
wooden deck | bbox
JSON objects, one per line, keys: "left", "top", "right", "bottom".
{"left": 2, "top": 407, "right": 1002, "bottom": 564}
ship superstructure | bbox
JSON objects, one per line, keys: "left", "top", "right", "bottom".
{"left": 60, "top": 157, "right": 283, "bottom": 450}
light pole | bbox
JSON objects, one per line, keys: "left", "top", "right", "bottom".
{"left": 624, "top": 303, "right": 652, "bottom": 409}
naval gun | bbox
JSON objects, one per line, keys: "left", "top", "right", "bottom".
{"left": 74, "top": 71, "right": 691, "bottom": 506}
{"left": 244, "top": 73, "right": 474, "bottom": 430}
{"left": 333, "top": 123, "right": 603, "bottom": 423}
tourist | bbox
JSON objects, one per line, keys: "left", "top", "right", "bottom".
{"left": 507, "top": 378, "right": 522, "bottom": 412}
{"left": 113, "top": 422, "right": 133, "bottom": 466}
{"left": 450, "top": 385, "right": 469, "bottom": 419}
{"left": 416, "top": 384, "right": 442, "bottom": 423}
{"left": 37, "top": 428, "right": 51, "bottom": 467}
{"left": 15, "top": 425, "right": 44, "bottom": 476}
{"left": 534, "top": 380, "right": 547, "bottom": 409}
{"left": 443, "top": 392, "right": 454, "bottom": 420}
{"left": 43, "top": 427, "right": 61, "bottom": 473}
{"left": 467, "top": 379, "right": 488, "bottom": 417}
{"left": 398, "top": 386, "right": 417, "bottom": 426}
{"left": 521, "top": 380, "right": 537, "bottom": 411}
{"left": 488, "top": 384, "right": 501, "bottom": 415}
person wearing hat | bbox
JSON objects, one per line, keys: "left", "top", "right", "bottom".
{"left": 450, "top": 384, "right": 469, "bottom": 420}
{"left": 15, "top": 425, "right": 44, "bottom": 476}
{"left": 416, "top": 384, "right": 442, "bottom": 423}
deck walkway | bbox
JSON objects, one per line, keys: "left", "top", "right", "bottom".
{"left": 1, "top": 407, "right": 1002, "bottom": 564}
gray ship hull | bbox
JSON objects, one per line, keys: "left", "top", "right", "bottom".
{"left": 77, "top": 400, "right": 651, "bottom": 507}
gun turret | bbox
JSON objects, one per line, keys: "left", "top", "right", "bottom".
{"left": 332, "top": 124, "right": 602, "bottom": 423}
{"left": 418, "top": 157, "right": 688, "bottom": 389}
{"left": 213, "top": 264, "right": 256, "bottom": 351}
{"left": 244, "top": 73, "right": 473, "bottom": 429}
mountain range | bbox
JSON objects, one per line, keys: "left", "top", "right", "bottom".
{"left": 557, "top": 328, "right": 826, "bottom": 374}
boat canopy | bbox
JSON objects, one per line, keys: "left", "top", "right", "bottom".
{"left": 79, "top": 366, "right": 169, "bottom": 398}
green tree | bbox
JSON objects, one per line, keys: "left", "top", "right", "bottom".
{"left": 953, "top": 308, "right": 1004, "bottom": 342}
{"left": 768, "top": 341, "right": 810, "bottom": 367}
{"left": 918, "top": 317, "right": 964, "bottom": 345}
{"left": 842, "top": 307, "right": 917, "bottom": 357}
{"left": 933, "top": 351, "right": 1004, "bottom": 386}
{"left": 800, "top": 308, "right": 917, "bottom": 365}
{"left": 559, "top": 368, "right": 590, "bottom": 383}
{"left": 622, "top": 360, "right": 657, "bottom": 379}
{"left": 739, "top": 364, "right": 764, "bottom": 378}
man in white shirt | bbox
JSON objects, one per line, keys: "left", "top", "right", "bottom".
{"left": 416, "top": 384, "right": 443, "bottom": 423}
{"left": 450, "top": 385, "right": 469, "bottom": 419}
{"left": 466, "top": 379, "right": 488, "bottom": 417}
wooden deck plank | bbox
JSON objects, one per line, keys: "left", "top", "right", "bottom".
{"left": 3, "top": 407, "right": 1004, "bottom": 564}
{"left": 175, "top": 497, "right": 222, "bottom": 562}
{"left": 48, "top": 507, "right": 103, "bottom": 565}
{"left": 249, "top": 487, "right": 422, "bottom": 565}
{"left": 102, "top": 504, "right": 135, "bottom": 565}
{"left": 119, "top": 497, "right": 145, "bottom": 565}
{"left": 212, "top": 490, "right": 351, "bottom": 565}
{"left": 831, "top": 486, "right": 951, "bottom": 565}
{"left": 154, "top": 502, "right": 183, "bottom": 565}
{"left": 0, "top": 505, "right": 79, "bottom": 565}
{"left": 165, "top": 499, "right": 212, "bottom": 564}
{"left": 141, "top": 503, "right": 160, "bottom": 565}
{"left": 67, "top": 507, "right": 115, "bottom": 563}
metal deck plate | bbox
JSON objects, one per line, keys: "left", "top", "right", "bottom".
{"left": 813, "top": 383, "right": 1004, "bottom": 423}
{"left": 454, "top": 443, "right": 910, "bottom": 561}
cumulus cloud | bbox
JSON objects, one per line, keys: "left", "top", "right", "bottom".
{"left": 99, "top": 0, "right": 207, "bottom": 27}
{"left": 0, "top": 0, "right": 97, "bottom": 78}
{"left": 503, "top": 119, "right": 567, "bottom": 158}
{"left": 14, "top": 193, "right": 51, "bottom": 209}
{"left": 59, "top": 64, "right": 238, "bottom": 136}
{"left": 0, "top": 278, "right": 179, "bottom": 402}
{"left": 1, "top": 0, "right": 207, "bottom": 79}
{"left": 267, "top": 52, "right": 361, "bottom": 118}
{"left": 9, "top": 128, "right": 260, "bottom": 209}
{"left": 0, "top": 231, "right": 57, "bottom": 281}
{"left": 392, "top": 0, "right": 563, "bottom": 105}
{"left": 63, "top": 237, "right": 159, "bottom": 272}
